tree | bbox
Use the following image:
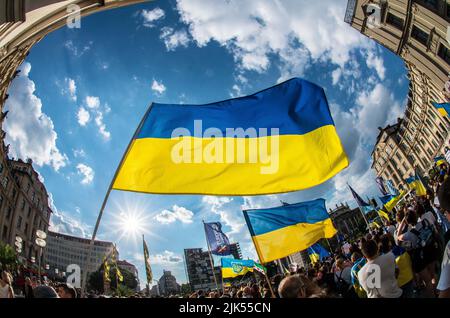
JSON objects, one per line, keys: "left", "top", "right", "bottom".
{"left": 0, "top": 242, "right": 18, "bottom": 269}
{"left": 180, "top": 283, "right": 191, "bottom": 297}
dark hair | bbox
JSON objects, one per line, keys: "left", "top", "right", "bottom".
{"left": 360, "top": 240, "right": 378, "bottom": 259}
{"left": 405, "top": 210, "right": 418, "bottom": 226}
{"left": 438, "top": 177, "right": 450, "bottom": 212}
{"left": 378, "top": 235, "right": 391, "bottom": 254}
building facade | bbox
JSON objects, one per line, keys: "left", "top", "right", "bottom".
{"left": 184, "top": 248, "right": 222, "bottom": 292}
{"left": 157, "top": 270, "right": 180, "bottom": 296}
{"left": 346, "top": 0, "right": 450, "bottom": 187}
{"left": 329, "top": 202, "right": 367, "bottom": 238}
{"left": 45, "top": 231, "right": 115, "bottom": 284}
{"left": 0, "top": 125, "right": 52, "bottom": 266}
{"left": 228, "top": 242, "right": 242, "bottom": 260}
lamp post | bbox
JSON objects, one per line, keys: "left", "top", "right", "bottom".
{"left": 35, "top": 230, "right": 47, "bottom": 281}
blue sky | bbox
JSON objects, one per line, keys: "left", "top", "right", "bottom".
{"left": 4, "top": 0, "right": 409, "bottom": 286}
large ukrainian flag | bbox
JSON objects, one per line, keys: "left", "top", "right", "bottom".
{"left": 242, "top": 199, "right": 337, "bottom": 263}
{"left": 112, "top": 78, "right": 348, "bottom": 195}
{"left": 405, "top": 175, "right": 427, "bottom": 196}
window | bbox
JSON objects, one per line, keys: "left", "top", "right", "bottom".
{"left": 24, "top": 223, "right": 28, "bottom": 234}
{"left": 411, "top": 25, "right": 429, "bottom": 46}
{"left": 21, "top": 199, "right": 26, "bottom": 210}
{"left": 17, "top": 216, "right": 22, "bottom": 230}
{"left": 1, "top": 177, "right": 8, "bottom": 188}
{"left": 0, "top": 163, "right": 3, "bottom": 173}
{"left": 27, "top": 207, "right": 31, "bottom": 218}
{"left": 2, "top": 226, "right": 7, "bottom": 240}
{"left": 6, "top": 207, "right": 11, "bottom": 219}
{"left": 386, "top": 13, "right": 404, "bottom": 30}
{"left": 438, "top": 44, "right": 450, "bottom": 66}
{"left": 421, "top": 0, "right": 438, "bottom": 10}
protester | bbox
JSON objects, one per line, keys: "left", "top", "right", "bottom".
{"left": 358, "top": 239, "right": 403, "bottom": 298}
{"left": 33, "top": 285, "right": 59, "bottom": 298}
{"left": 278, "top": 275, "right": 324, "bottom": 298}
{"left": 437, "top": 177, "right": 450, "bottom": 298}
{"left": 0, "top": 271, "right": 14, "bottom": 298}
{"left": 57, "top": 283, "right": 77, "bottom": 298}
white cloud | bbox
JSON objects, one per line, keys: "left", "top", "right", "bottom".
{"left": 76, "top": 163, "right": 94, "bottom": 185}
{"left": 72, "top": 148, "right": 86, "bottom": 158}
{"left": 48, "top": 193, "right": 91, "bottom": 238}
{"left": 141, "top": 7, "right": 165, "bottom": 27}
{"left": 160, "top": 27, "right": 190, "bottom": 51}
{"left": 85, "top": 96, "right": 100, "bottom": 109}
{"left": 149, "top": 250, "right": 183, "bottom": 265}
{"left": 64, "top": 40, "right": 93, "bottom": 57}
{"left": 175, "top": 0, "right": 374, "bottom": 79}
{"left": 154, "top": 205, "right": 193, "bottom": 224}
{"left": 94, "top": 111, "right": 111, "bottom": 140}
{"left": 77, "top": 107, "right": 90, "bottom": 126}
{"left": 366, "top": 50, "right": 386, "bottom": 80}
{"left": 3, "top": 62, "right": 68, "bottom": 171}
{"left": 151, "top": 79, "right": 166, "bottom": 95}
{"left": 60, "top": 77, "right": 77, "bottom": 101}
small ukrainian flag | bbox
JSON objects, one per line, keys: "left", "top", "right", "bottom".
{"left": 432, "top": 102, "right": 450, "bottom": 117}
{"left": 221, "top": 258, "right": 255, "bottom": 279}
{"left": 406, "top": 175, "right": 427, "bottom": 196}
{"left": 435, "top": 156, "right": 447, "bottom": 167}
{"left": 243, "top": 199, "right": 336, "bottom": 264}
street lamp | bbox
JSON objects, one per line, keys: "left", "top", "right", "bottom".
{"left": 35, "top": 230, "right": 47, "bottom": 281}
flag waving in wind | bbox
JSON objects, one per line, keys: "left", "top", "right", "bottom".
{"left": 243, "top": 199, "right": 336, "bottom": 263}
{"left": 348, "top": 184, "right": 372, "bottom": 214}
{"left": 432, "top": 102, "right": 450, "bottom": 117}
{"left": 204, "top": 222, "right": 231, "bottom": 256}
{"left": 143, "top": 236, "right": 153, "bottom": 285}
{"left": 112, "top": 78, "right": 348, "bottom": 195}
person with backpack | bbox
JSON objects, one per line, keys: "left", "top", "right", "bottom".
{"left": 333, "top": 258, "right": 357, "bottom": 298}
{"left": 358, "top": 239, "right": 402, "bottom": 298}
{"left": 397, "top": 210, "right": 441, "bottom": 297}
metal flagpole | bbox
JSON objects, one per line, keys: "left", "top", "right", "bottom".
{"left": 80, "top": 104, "right": 154, "bottom": 297}
{"left": 249, "top": 235, "right": 276, "bottom": 298}
{"left": 202, "top": 221, "right": 220, "bottom": 292}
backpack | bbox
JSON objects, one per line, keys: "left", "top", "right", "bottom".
{"left": 409, "top": 219, "right": 441, "bottom": 273}
{"left": 334, "top": 270, "right": 357, "bottom": 298}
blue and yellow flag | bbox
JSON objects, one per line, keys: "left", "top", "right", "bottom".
{"left": 221, "top": 258, "right": 254, "bottom": 278}
{"left": 112, "top": 78, "right": 348, "bottom": 195}
{"left": 383, "top": 190, "right": 406, "bottom": 212}
{"left": 307, "top": 243, "right": 330, "bottom": 264}
{"left": 242, "top": 199, "right": 337, "bottom": 263}
{"left": 405, "top": 175, "right": 427, "bottom": 196}
{"left": 435, "top": 156, "right": 447, "bottom": 166}
{"left": 377, "top": 209, "right": 390, "bottom": 222}
{"left": 432, "top": 102, "right": 450, "bottom": 117}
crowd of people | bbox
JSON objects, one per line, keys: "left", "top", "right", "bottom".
{"left": 1, "top": 151, "right": 450, "bottom": 299}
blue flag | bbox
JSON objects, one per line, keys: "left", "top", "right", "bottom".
{"left": 204, "top": 222, "right": 231, "bottom": 256}
{"left": 307, "top": 243, "right": 330, "bottom": 262}
{"left": 385, "top": 180, "right": 399, "bottom": 196}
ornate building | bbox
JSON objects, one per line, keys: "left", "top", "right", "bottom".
{"left": 345, "top": 0, "right": 450, "bottom": 188}
{"left": 183, "top": 247, "right": 222, "bottom": 292}
{"left": 0, "top": 123, "right": 52, "bottom": 266}
{"left": 157, "top": 270, "right": 180, "bottom": 296}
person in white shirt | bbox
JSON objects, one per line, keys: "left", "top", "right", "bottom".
{"left": 358, "top": 239, "right": 402, "bottom": 298}
{"left": 437, "top": 177, "right": 450, "bottom": 298}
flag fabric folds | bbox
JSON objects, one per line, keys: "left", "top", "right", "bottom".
{"left": 435, "top": 156, "right": 447, "bottom": 166}
{"left": 377, "top": 209, "right": 390, "bottom": 222}
{"left": 103, "top": 257, "right": 110, "bottom": 283}
{"left": 307, "top": 243, "right": 330, "bottom": 264}
{"left": 385, "top": 180, "right": 399, "bottom": 196}
{"left": 112, "top": 78, "right": 349, "bottom": 195}
{"left": 349, "top": 184, "right": 372, "bottom": 214}
{"left": 221, "top": 258, "right": 255, "bottom": 278}
{"left": 432, "top": 102, "right": 450, "bottom": 117}
{"left": 204, "top": 222, "right": 231, "bottom": 256}
{"left": 112, "top": 246, "right": 123, "bottom": 282}
{"left": 253, "top": 263, "right": 267, "bottom": 275}
{"left": 379, "top": 195, "right": 394, "bottom": 205}
{"left": 375, "top": 177, "right": 388, "bottom": 196}
{"left": 384, "top": 190, "right": 406, "bottom": 212}
{"left": 406, "top": 175, "right": 427, "bottom": 196}
{"left": 242, "top": 199, "right": 337, "bottom": 263}
{"left": 143, "top": 236, "right": 153, "bottom": 285}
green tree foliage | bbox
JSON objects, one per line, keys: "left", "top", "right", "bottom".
{"left": 0, "top": 242, "right": 18, "bottom": 269}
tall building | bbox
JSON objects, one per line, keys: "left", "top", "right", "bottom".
{"left": 228, "top": 242, "right": 242, "bottom": 260}
{"left": 345, "top": 0, "right": 450, "bottom": 186}
{"left": 0, "top": 125, "right": 52, "bottom": 266}
{"left": 184, "top": 248, "right": 222, "bottom": 292}
{"left": 0, "top": 0, "right": 150, "bottom": 112}
{"left": 45, "top": 231, "right": 115, "bottom": 284}
{"left": 157, "top": 270, "right": 180, "bottom": 296}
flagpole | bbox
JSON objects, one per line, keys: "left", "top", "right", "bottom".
{"left": 202, "top": 220, "right": 220, "bottom": 292}
{"left": 347, "top": 183, "right": 370, "bottom": 228}
{"left": 249, "top": 235, "right": 276, "bottom": 298}
{"left": 80, "top": 104, "right": 154, "bottom": 297}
